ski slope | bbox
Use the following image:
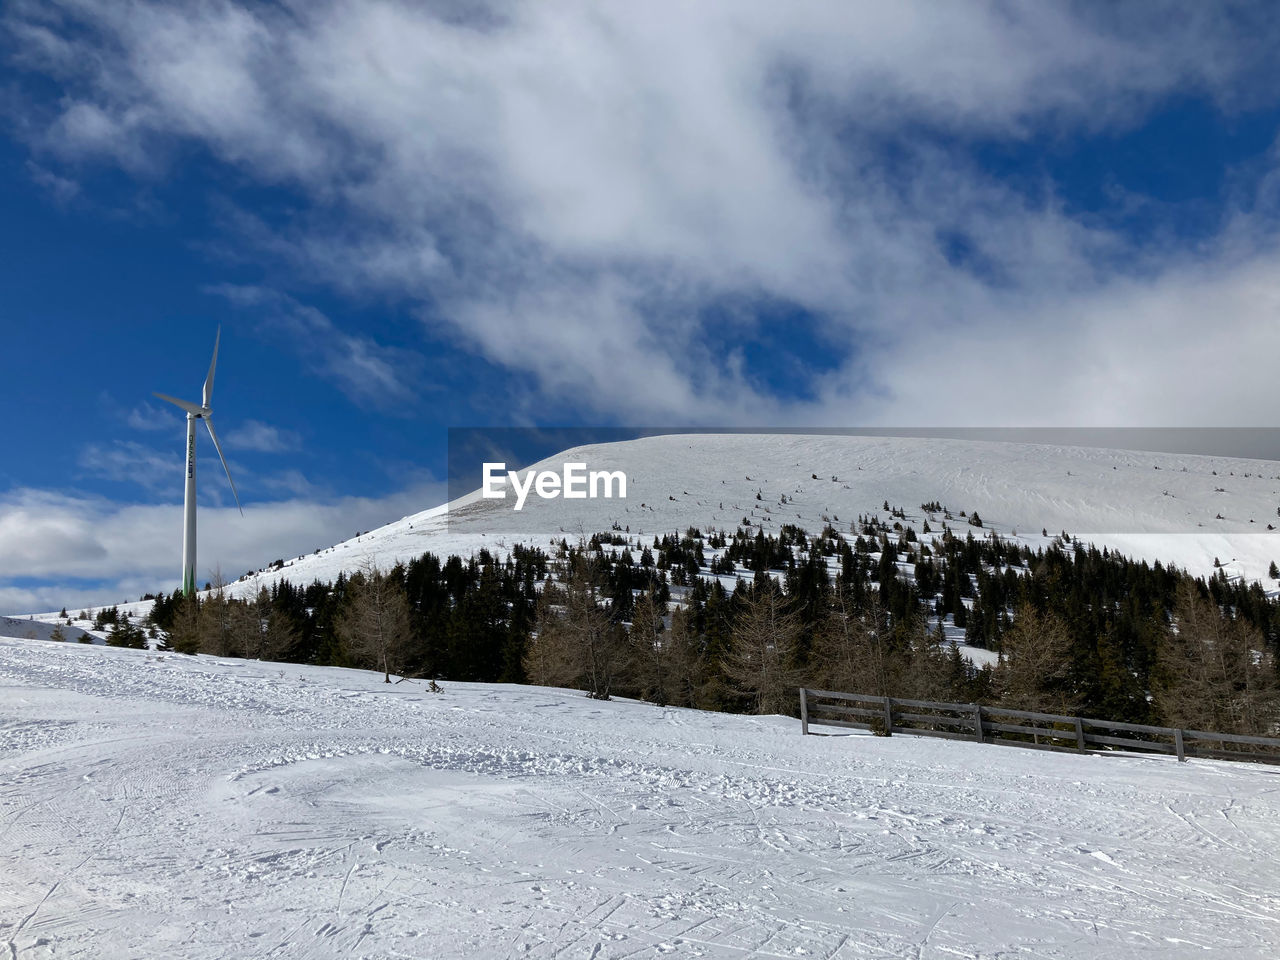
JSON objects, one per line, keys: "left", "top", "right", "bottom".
{"left": 221, "top": 433, "right": 1280, "bottom": 601}
{"left": 2, "top": 636, "right": 1279, "bottom": 959}
{"left": 24, "top": 434, "right": 1280, "bottom": 624}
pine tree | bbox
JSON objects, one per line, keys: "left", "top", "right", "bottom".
{"left": 225, "top": 593, "right": 262, "bottom": 659}
{"left": 49, "top": 624, "right": 67, "bottom": 642}
{"left": 264, "top": 602, "right": 301, "bottom": 662}
{"left": 1270, "top": 560, "right": 1279, "bottom": 579}
{"left": 663, "top": 606, "right": 703, "bottom": 709}
{"left": 105, "top": 619, "right": 127, "bottom": 648}
{"left": 524, "top": 580, "right": 579, "bottom": 690}
{"left": 900, "top": 616, "right": 954, "bottom": 702}
{"left": 1155, "top": 583, "right": 1280, "bottom": 736}
{"left": 995, "top": 602, "right": 1076, "bottom": 715}
{"left": 561, "top": 550, "right": 618, "bottom": 700}
{"left": 812, "top": 588, "right": 892, "bottom": 697}
{"left": 106, "top": 617, "right": 146, "bottom": 649}
{"left": 336, "top": 563, "right": 412, "bottom": 682}
{"left": 168, "top": 593, "right": 201, "bottom": 655}
{"left": 524, "top": 548, "right": 618, "bottom": 699}
{"left": 723, "top": 582, "right": 799, "bottom": 715}
{"left": 627, "top": 586, "right": 674, "bottom": 706}
{"left": 199, "top": 577, "right": 235, "bottom": 656}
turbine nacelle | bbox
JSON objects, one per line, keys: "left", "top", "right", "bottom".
{"left": 153, "top": 394, "right": 210, "bottom": 419}
{"left": 154, "top": 326, "right": 243, "bottom": 517}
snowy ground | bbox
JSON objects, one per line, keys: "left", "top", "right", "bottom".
{"left": 2, "top": 637, "right": 1279, "bottom": 959}
{"left": 0, "top": 618, "right": 92, "bottom": 644}
{"left": 221, "top": 434, "right": 1280, "bottom": 601}
{"left": 25, "top": 434, "right": 1280, "bottom": 624}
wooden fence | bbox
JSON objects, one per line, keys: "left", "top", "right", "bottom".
{"left": 799, "top": 688, "right": 1280, "bottom": 765}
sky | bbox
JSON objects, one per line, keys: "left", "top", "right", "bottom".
{"left": 3, "top": 0, "right": 1280, "bottom": 613}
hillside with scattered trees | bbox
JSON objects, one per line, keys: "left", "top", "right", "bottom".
{"left": 128, "top": 519, "right": 1280, "bottom": 740}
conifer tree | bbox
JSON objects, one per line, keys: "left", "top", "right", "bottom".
{"left": 524, "top": 548, "right": 618, "bottom": 699}
{"left": 524, "top": 580, "right": 579, "bottom": 690}
{"left": 225, "top": 593, "right": 262, "bottom": 659}
{"left": 263, "top": 602, "right": 297, "bottom": 662}
{"left": 900, "top": 616, "right": 954, "bottom": 702}
{"left": 662, "top": 606, "right": 703, "bottom": 709}
{"left": 995, "top": 602, "right": 1075, "bottom": 715}
{"left": 237, "top": 588, "right": 298, "bottom": 662}
{"left": 168, "top": 593, "right": 201, "bottom": 655}
{"left": 1155, "top": 583, "right": 1280, "bottom": 736}
{"left": 562, "top": 550, "right": 618, "bottom": 699}
{"left": 812, "top": 588, "right": 891, "bottom": 696}
{"left": 199, "top": 576, "right": 235, "bottom": 656}
{"left": 336, "top": 563, "right": 412, "bottom": 682}
{"left": 627, "top": 585, "right": 672, "bottom": 706}
{"left": 106, "top": 617, "right": 146, "bottom": 649}
{"left": 724, "top": 582, "right": 799, "bottom": 715}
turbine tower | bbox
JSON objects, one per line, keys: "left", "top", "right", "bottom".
{"left": 154, "top": 328, "right": 242, "bottom": 595}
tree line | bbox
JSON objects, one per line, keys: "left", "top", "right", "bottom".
{"left": 129, "top": 523, "right": 1279, "bottom": 738}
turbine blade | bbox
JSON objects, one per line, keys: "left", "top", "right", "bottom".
{"left": 153, "top": 392, "right": 204, "bottom": 417}
{"left": 203, "top": 326, "right": 221, "bottom": 409}
{"left": 204, "top": 417, "right": 243, "bottom": 515}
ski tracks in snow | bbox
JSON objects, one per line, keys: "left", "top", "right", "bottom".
{"left": 3, "top": 638, "right": 1280, "bottom": 958}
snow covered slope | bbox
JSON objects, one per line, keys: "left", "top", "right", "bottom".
{"left": 2, "top": 636, "right": 1278, "bottom": 958}
{"left": 225, "top": 433, "right": 1280, "bottom": 599}
{"left": 0, "top": 616, "right": 92, "bottom": 644}
{"left": 26, "top": 433, "right": 1280, "bottom": 621}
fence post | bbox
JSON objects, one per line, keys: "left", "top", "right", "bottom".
{"left": 800, "top": 688, "right": 809, "bottom": 736}
{"left": 973, "top": 704, "right": 984, "bottom": 743}
{"left": 1174, "top": 727, "right": 1185, "bottom": 762}
{"left": 1074, "top": 717, "right": 1085, "bottom": 752}
{"left": 883, "top": 696, "right": 894, "bottom": 736}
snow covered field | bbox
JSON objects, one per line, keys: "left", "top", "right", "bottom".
{"left": 3, "top": 637, "right": 1279, "bottom": 959}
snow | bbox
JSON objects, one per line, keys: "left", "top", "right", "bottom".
{"left": 0, "top": 617, "right": 93, "bottom": 644}
{"left": 24, "top": 434, "right": 1280, "bottom": 623}
{"left": 3, "top": 636, "right": 1279, "bottom": 958}
{"left": 228, "top": 434, "right": 1280, "bottom": 603}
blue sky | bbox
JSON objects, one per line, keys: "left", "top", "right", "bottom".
{"left": 3, "top": 1, "right": 1280, "bottom": 612}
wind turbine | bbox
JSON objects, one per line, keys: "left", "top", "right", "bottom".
{"left": 154, "top": 327, "right": 242, "bottom": 595}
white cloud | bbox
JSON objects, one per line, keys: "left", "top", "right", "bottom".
{"left": 846, "top": 248, "right": 1280, "bottom": 428}
{"left": 0, "top": 479, "right": 446, "bottom": 615}
{"left": 25, "top": 160, "right": 78, "bottom": 204}
{"left": 78, "top": 441, "right": 175, "bottom": 489}
{"left": 257, "top": 469, "right": 326, "bottom": 498}
{"left": 125, "top": 401, "right": 179, "bottom": 432}
{"left": 224, "top": 419, "right": 301, "bottom": 453}
{"left": 6, "top": 0, "right": 1280, "bottom": 427}
{"left": 0, "top": 580, "right": 161, "bottom": 620}
{"left": 8, "top": 1, "right": 1280, "bottom": 612}
{"left": 207, "top": 285, "right": 421, "bottom": 410}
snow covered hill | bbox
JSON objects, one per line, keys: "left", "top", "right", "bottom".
{"left": 25, "top": 433, "right": 1280, "bottom": 622}
{"left": 225, "top": 433, "right": 1280, "bottom": 601}
{"left": 0, "top": 616, "right": 92, "bottom": 644}
{"left": 2, "top": 636, "right": 1278, "bottom": 958}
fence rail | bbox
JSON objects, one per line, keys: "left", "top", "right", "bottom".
{"left": 799, "top": 688, "right": 1280, "bottom": 765}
